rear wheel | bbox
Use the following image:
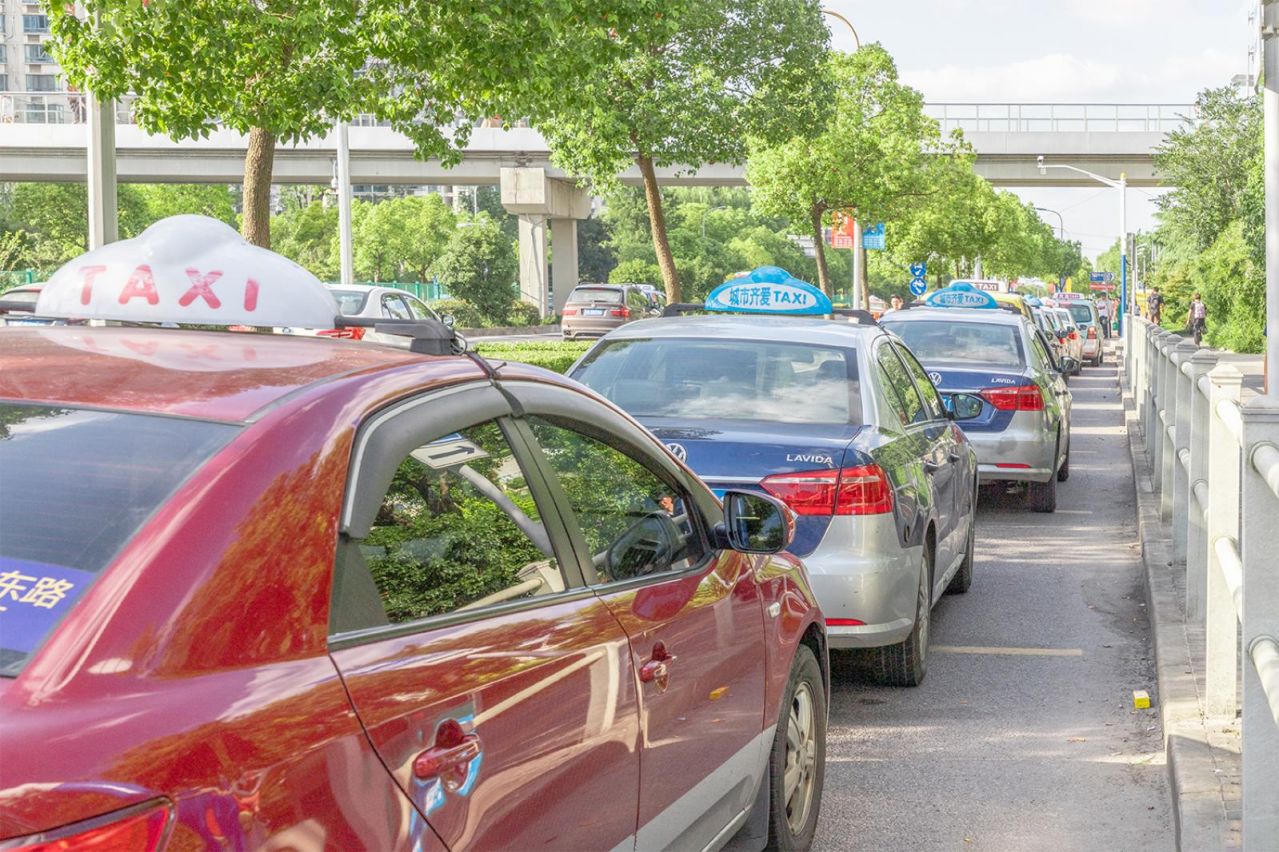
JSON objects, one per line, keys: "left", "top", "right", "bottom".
{"left": 1057, "top": 436, "right": 1071, "bottom": 482}
{"left": 765, "top": 644, "right": 826, "bottom": 851}
{"left": 876, "top": 544, "right": 931, "bottom": 687}
{"left": 1028, "top": 473, "right": 1058, "bottom": 513}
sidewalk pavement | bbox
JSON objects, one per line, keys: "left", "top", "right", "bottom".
{"left": 1121, "top": 342, "right": 1252, "bottom": 851}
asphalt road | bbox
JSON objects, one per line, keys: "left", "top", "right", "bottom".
{"left": 813, "top": 346, "right": 1173, "bottom": 851}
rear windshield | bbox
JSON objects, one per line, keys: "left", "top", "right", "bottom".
{"left": 1067, "top": 304, "right": 1095, "bottom": 324}
{"left": 572, "top": 338, "right": 862, "bottom": 425}
{"left": 330, "top": 289, "right": 371, "bottom": 315}
{"left": 880, "top": 319, "right": 1026, "bottom": 369}
{"left": 568, "top": 287, "right": 623, "bottom": 305}
{"left": 0, "top": 404, "right": 237, "bottom": 676}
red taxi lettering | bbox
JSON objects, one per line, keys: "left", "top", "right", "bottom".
{"left": 79, "top": 265, "right": 108, "bottom": 305}
{"left": 244, "top": 278, "right": 260, "bottom": 312}
{"left": 180, "top": 269, "right": 224, "bottom": 309}
{"left": 118, "top": 266, "right": 160, "bottom": 306}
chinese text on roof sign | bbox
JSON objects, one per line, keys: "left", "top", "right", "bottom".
{"left": 704, "top": 266, "right": 834, "bottom": 316}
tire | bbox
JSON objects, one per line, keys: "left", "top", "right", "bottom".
{"left": 1028, "top": 473, "right": 1058, "bottom": 513}
{"left": 765, "top": 644, "right": 826, "bottom": 852}
{"left": 946, "top": 507, "right": 975, "bottom": 595}
{"left": 1057, "top": 436, "right": 1071, "bottom": 482}
{"left": 876, "top": 544, "right": 931, "bottom": 687}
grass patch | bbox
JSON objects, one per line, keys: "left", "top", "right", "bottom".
{"left": 473, "top": 339, "right": 593, "bottom": 374}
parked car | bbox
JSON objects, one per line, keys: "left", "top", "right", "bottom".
{"left": 0, "top": 284, "right": 57, "bottom": 326}
{"left": 561, "top": 284, "right": 658, "bottom": 339}
{"left": 879, "top": 286, "right": 1073, "bottom": 513}
{"left": 0, "top": 216, "right": 830, "bottom": 852}
{"left": 1051, "top": 307, "right": 1085, "bottom": 373}
{"left": 570, "top": 312, "right": 980, "bottom": 687}
{"left": 1031, "top": 306, "right": 1068, "bottom": 366}
{"left": 1062, "top": 299, "right": 1104, "bottom": 366}
{"left": 278, "top": 284, "right": 456, "bottom": 347}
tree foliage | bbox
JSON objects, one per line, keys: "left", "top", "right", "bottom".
{"left": 432, "top": 216, "right": 518, "bottom": 322}
{"left": 540, "top": 0, "right": 829, "bottom": 302}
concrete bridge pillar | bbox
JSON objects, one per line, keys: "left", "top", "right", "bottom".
{"left": 501, "top": 167, "right": 591, "bottom": 318}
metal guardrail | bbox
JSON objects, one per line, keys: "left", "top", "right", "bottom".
{"left": 0, "top": 92, "right": 1194, "bottom": 133}
{"left": 924, "top": 102, "right": 1196, "bottom": 134}
{"left": 1127, "top": 316, "right": 1279, "bottom": 847}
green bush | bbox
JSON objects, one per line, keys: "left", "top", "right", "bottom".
{"left": 475, "top": 340, "right": 592, "bottom": 374}
{"left": 429, "top": 298, "right": 489, "bottom": 329}
{"left": 506, "top": 301, "right": 543, "bottom": 327}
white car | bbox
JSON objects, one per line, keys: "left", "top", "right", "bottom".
{"left": 283, "top": 284, "right": 457, "bottom": 347}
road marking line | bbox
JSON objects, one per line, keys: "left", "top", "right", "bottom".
{"left": 933, "top": 645, "right": 1084, "bottom": 657}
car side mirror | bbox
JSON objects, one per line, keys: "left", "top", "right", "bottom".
{"left": 719, "top": 491, "right": 795, "bottom": 554}
{"left": 440, "top": 314, "right": 455, "bottom": 328}
{"left": 1055, "top": 330, "right": 1068, "bottom": 340}
{"left": 946, "top": 392, "right": 985, "bottom": 422}
{"left": 1059, "top": 356, "right": 1080, "bottom": 374}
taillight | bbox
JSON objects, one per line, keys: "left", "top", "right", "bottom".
{"left": 1068, "top": 330, "right": 1079, "bottom": 340}
{"left": 9, "top": 801, "right": 171, "bottom": 851}
{"left": 760, "top": 465, "right": 894, "bottom": 516}
{"left": 1086, "top": 326, "right": 1097, "bottom": 339}
{"left": 317, "top": 327, "right": 366, "bottom": 340}
{"left": 825, "top": 617, "right": 866, "bottom": 627}
{"left": 979, "top": 384, "right": 1045, "bottom": 411}
{"left": 609, "top": 306, "right": 630, "bottom": 318}
{"left": 561, "top": 307, "right": 578, "bottom": 316}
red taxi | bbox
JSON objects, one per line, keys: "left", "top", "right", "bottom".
{"left": 0, "top": 217, "right": 828, "bottom": 851}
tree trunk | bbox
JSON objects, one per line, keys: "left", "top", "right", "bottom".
{"left": 636, "top": 153, "right": 680, "bottom": 303}
{"left": 856, "top": 243, "right": 869, "bottom": 310}
{"left": 810, "top": 206, "right": 831, "bottom": 297}
{"left": 242, "top": 127, "right": 277, "bottom": 248}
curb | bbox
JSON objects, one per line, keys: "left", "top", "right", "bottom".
{"left": 1120, "top": 354, "right": 1240, "bottom": 850}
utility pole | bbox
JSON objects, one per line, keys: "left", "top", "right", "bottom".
{"left": 335, "top": 121, "right": 355, "bottom": 286}
{"left": 1264, "top": 0, "right": 1278, "bottom": 392}
{"left": 85, "top": 11, "right": 117, "bottom": 250}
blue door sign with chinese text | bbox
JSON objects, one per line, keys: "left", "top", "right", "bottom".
{"left": 704, "top": 266, "right": 834, "bottom": 316}
{"left": 0, "top": 557, "right": 94, "bottom": 655}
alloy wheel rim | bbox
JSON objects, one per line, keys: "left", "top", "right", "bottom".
{"left": 784, "top": 682, "right": 817, "bottom": 834}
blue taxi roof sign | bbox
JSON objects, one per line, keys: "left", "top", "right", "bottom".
{"left": 924, "top": 282, "right": 999, "bottom": 310}
{"left": 704, "top": 266, "right": 833, "bottom": 316}
{"left": 36, "top": 215, "right": 340, "bottom": 329}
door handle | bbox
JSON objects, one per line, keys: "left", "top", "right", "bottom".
{"left": 639, "top": 642, "right": 675, "bottom": 691}
{"left": 414, "top": 719, "right": 482, "bottom": 790}
{"left": 948, "top": 449, "right": 961, "bottom": 462}
{"left": 923, "top": 459, "right": 943, "bottom": 474}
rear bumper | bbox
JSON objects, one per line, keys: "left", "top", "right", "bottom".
{"left": 1081, "top": 338, "right": 1101, "bottom": 358}
{"left": 562, "top": 317, "right": 624, "bottom": 337}
{"left": 966, "top": 417, "right": 1058, "bottom": 483}
{"left": 801, "top": 515, "right": 921, "bottom": 649}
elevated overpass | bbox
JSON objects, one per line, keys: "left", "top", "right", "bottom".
{"left": 0, "top": 96, "right": 1188, "bottom": 188}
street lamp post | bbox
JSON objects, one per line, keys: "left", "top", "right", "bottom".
{"left": 1264, "top": 0, "right": 1279, "bottom": 392}
{"left": 821, "top": 8, "right": 865, "bottom": 308}
{"left": 1037, "top": 158, "right": 1128, "bottom": 331}
{"left": 1034, "top": 206, "right": 1066, "bottom": 292}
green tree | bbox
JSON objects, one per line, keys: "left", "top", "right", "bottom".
{"left": 272, "top": 200, "right": 339, "bottom": 280}
{"left": 50, "top": 0, "right": 665, "bottom": 247}
{"left": 577, "top": 217, "right": 617, "bottom": 283}
{"left": 433, "top": 216, "right": 518, "bottom": 322}
{"left": 540, "top": 0, "right": 829, "bottom": 302}
{"left": 748, "top": 45, "right": 968, "bottom": 300}
{"left": 133, "top": 184, "right": 239, "bottom": 228}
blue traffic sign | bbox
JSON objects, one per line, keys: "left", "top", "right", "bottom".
{"left": 863, "top": 223, "right": 886, "bottom": 251}
{"left": 909, "top": 277, "right": 927, "bottom": 297}
{"left": 909, "top": 262, "right": 927, "bottom": 278}
{"left": 1090, "top": 271, "right": 1114, "bottom": 284}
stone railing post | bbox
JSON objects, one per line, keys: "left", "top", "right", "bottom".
{"left": 1205, "top": 363, "right": 1244, "bottom": 717}
{"left": 1185, "top": 349, "right": 1218, "bottom": 620}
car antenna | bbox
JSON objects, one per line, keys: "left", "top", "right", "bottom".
{"left": 463, "top": 350, "right": 527, "bottom": 418}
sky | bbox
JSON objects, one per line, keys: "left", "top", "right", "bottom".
{"left": 821, "top": 0, "right": 1257, "bottom": 259}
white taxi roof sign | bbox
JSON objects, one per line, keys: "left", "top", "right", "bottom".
{"left": 36, "top": 215, "right": 339, "bottom": 329}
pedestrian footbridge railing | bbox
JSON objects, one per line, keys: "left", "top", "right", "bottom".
{"left": 1126, "top": 317, "right": 1279, "bottom": 845}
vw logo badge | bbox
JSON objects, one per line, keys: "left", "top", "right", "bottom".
{"left": 928, "top": 372, "right": 943, "bottom": 386}
{"left": 665, "top": 442, "right": 688, "bottom": 462}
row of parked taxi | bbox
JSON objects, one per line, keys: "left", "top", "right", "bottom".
{"left": 0, "top": 218, "right": 1088, "bottom": 852}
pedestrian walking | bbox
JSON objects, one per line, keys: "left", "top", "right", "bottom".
{"left": 1187, "top": 292, "right": 1208, "bottom": 345}
{"left": 883, "top": 294, "right": 904, "bottom": 314}
{"left": 1147, "top": 287, "right": 1164, "bottom": 325}
{"left": 1096, "top": 297, "right": 1111, "bottom": 339}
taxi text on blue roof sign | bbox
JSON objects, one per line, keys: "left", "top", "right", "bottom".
{"left": 704, "top": 266, "right": 834, "bottom": 316}
{"left": 924, "top": 282, "right": 1000, "bottom": 310}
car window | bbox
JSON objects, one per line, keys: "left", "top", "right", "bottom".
{"left": 526, "top": 416, "right": 707, "bottom": 584}
{"left": 381, "top": 294, "right": 413, "bottom": 320}
{"left": 1030, "top": 332, "right": 1056, "bottom": 371}
{"left": 0, "top": 404, "right": 237, "bottom": 676}
{"left": 405, "top": 295, "right": 436, "bottom": 321}
{"left": 894, "top": 344, "right": 946, "bottom": 421}
{"left": 330, "top": 288, "right": 371, "bottom": 315}
{"left": 880, "top": 319, "right": 1026, "bottom": 369}
{"left": 331, "top": 420, "right": 565, "bottom": 632}
{"left": 1067, "top": 304, "right": 1095, "bottom": 325}
{"left": 876, "top": 345, "right": 927, "bottom": 425}
{"left": 568, "top": 287, "right": 623, "bottom": 305}
{"left": 572, "top": 337, "right": 862, "bottom": 425}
